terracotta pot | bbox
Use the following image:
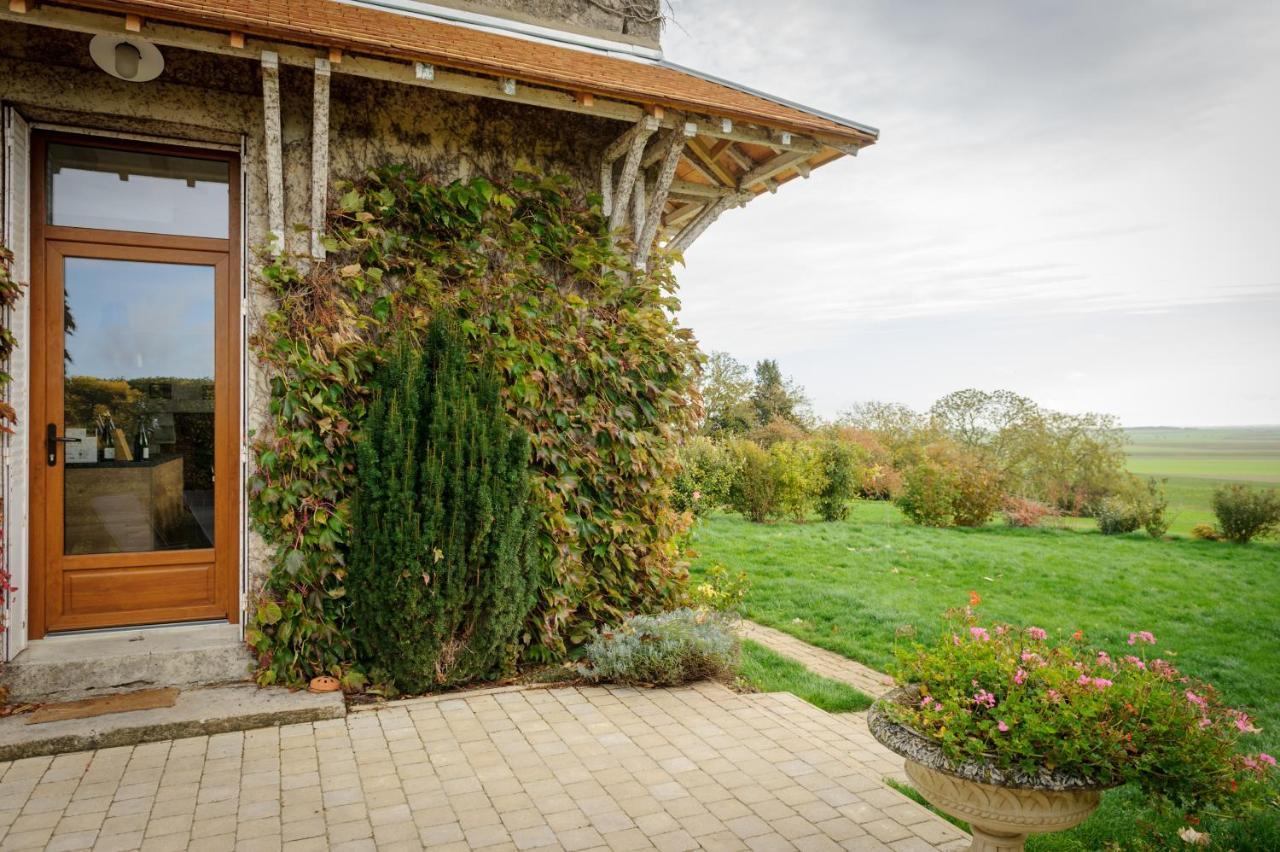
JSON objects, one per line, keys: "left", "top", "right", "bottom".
{"left": 308, "top": 675, "right": 341, "bottom": 694}
{"left": 868, "top": 687, "right": 1108, "bottom": 852}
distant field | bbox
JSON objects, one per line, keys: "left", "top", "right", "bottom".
{"left": 1124, "top": 426, "right": 1280, "bottom": 534}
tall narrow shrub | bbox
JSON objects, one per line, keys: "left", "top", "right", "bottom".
{"left": 348, "top": 318, "right": 542, "bottom": 693}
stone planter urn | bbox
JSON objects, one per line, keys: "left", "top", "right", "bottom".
{"left": 868, "top": 687, "right": 1109, "bottom": 852}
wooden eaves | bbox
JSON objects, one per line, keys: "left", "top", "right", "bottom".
{"left": 2, "top": 0, "right": 879, "bottom": 258}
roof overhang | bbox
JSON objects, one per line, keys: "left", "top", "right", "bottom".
{"left": 2, "top": 0, "right": 879, "bottom": 248}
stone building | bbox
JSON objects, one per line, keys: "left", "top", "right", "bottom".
{"left": 0, "top": 0, "right": 875, "bottom": 694}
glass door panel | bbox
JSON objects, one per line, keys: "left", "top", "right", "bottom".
{"left": 61, "top": 258, "right": 216, "bottom": 555}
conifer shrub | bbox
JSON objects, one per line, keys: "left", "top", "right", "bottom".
{"left": 348, "top": 319, "right": 543, "bottom": 693}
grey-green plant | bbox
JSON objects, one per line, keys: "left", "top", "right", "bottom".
{"left": 584, "top": 609, "right": 739, "bottom": 686}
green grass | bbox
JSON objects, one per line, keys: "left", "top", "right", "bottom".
{"left": 735, "top": 639, "right": 873, "bottom": 713}
{"left": 1125, "top": 426, "right": 1280, "bottom": 534}
{"left": 691, "top": 504, "right": 1280, "bottom": 849}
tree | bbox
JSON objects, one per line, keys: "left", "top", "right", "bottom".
{"left": 698, "top": 351, "right": 755, "bottom": 435}
{"left": 348, "top": 319, "right": 543, "bottom": 693}
{"left": 750, "top": 359, "right": 810, "bottom": 428}
{"left": 840, "top": 400, "right": 934, "bottom": 468}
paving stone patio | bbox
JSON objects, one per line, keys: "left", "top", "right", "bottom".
{"left": 0, "top": 681, "right": 967, "bottom": 851}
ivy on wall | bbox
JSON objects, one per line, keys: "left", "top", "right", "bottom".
{"left": 0, "top": 246, "right": 20, "bottom": 637}
{"left": 246, "top": 166, "right": 702, "bottom": 687}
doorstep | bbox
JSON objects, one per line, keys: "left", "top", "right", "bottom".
{"left": 0, "top": 682, "right": 345, "bottom": 761}
{"left": 2, "top": 621, "right": 253, "bottom": 703}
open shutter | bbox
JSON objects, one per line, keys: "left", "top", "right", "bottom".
{"left": 2, "top": 105, "right": 31, "bottom": 660}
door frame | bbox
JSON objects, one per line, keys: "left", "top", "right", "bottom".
{"left": 27, "top": 130, "right": 241, "bottom": 638}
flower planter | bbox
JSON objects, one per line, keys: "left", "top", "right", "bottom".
{"left": 869, "top": 687, "right": 1107, "bottom": 852}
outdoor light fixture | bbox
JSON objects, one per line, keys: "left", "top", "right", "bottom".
{"left": 89, "top": 34, "right": 165, "bottom": 82}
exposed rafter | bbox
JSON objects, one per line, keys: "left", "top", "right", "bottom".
{"left": 684, "top": 138, "right": 736, "bottom": 188}
{"left": 738, "top": 150, "right": 813, "bottom": 191}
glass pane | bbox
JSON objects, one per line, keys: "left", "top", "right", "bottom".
{"left": 63, "top": 258, "right": 216, "bottom": 555}
{"left": 48, "top": 143, "right": 229, "bottom": 238}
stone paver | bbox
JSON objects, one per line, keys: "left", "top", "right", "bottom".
{"left": 739, "top": 622, "right": 895, "bottom": 699}
{"left": 0, "top": 682, "right": 967, "bottom": 850}
{"left": 737, "top": 621, "right": 912, "bottom": 785}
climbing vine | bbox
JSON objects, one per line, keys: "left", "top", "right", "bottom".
{"left": 246, "top": 166, "right": 701, "bottom": 687}
{"left": 0, "top": 245, "right": 21, "bottom": 638}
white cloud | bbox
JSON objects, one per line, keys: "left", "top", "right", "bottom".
{"left": 663, "top": 0, "right": 1280, "bottom": 425}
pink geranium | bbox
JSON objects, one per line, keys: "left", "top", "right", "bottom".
{"left": 1026, "top": 626, "right": 1047, "bottom": 641}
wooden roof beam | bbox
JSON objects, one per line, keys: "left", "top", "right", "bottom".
{"left": 685, "top": 137, "right": 737, "bottom": 188}
{"left": 738, "top": 150, "right": 813, "bottom": 191}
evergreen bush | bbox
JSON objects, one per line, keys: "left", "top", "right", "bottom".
{"left": 348, "top": 319, "right": 542, "bottom": 693}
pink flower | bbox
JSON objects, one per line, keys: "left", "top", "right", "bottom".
{"left": 1013, "top": 668, "right": 1026, "bottom": 686}
{"left": 1122, "top": 655, "right": 1146, "bottom": 670}
{"left": 1092, "top": 678, "right": 1113, "bottom": 689}
{"left": 1026, "top": 627, "right": 1047, "bottom": 641}
{"left": 995, "top": 625, "right": 1008, "bottom": 636}
{"left": 1128, "top": 631, "right": 1156, "bottom": 646}
{"left": 1046, "top": 689, "right": 1062, "bottom": 703}
{"left": 1259, "top": 753, "right": 1276, "bottom": 767}
{"left": 1185, "top": 690, "right": 1208, "bottom": 709}
{"left": 997, "top": 720, "right": 1010, "bottom": 732}
{"left": 1234, "top": 711, "right": 1260, "bottom": 733}
{"left": 691, "top": 490, "right": 702, "bottom": 501}
{"left": 972, "top": 690, "right": 997, "bottom": 708}
{"left": 1097, "top": 651, "right": 1114, "bottom": 669}
{"left": 952, "top": 634, "right": 962, "bottom": 647}
{"left": 920, "top": 695, "right": 937, "bottom": 709}
{"left": 970, "top": 627, "right": 990, "bottom": 642}
{"left": 1199, "top": 718, "right": 1213, "bottom": 728}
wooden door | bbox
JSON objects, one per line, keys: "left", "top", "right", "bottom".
{"left": 29, "top": 133, "right": 239, "bottom": 636}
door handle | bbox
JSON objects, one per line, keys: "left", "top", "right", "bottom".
{"left": 47, "top": 423, "right": 81, "bottom": 466}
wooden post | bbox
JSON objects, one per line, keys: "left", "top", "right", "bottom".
{"left": 310, "top": 57, "right": 331, "bottom": 259}
{"left": 609, "top": 116, "right": 658, "bottom": 232}
{"left": 261, "top": 51, "right": 285, "bottom": 255}
{"left": 634, "top": 124, "right": 693, "bottom": 268}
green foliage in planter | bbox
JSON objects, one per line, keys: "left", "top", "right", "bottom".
{"left": 245, "top": 166, "right": 700, "bottom": 687}
{"left": 886, "top": 603, "right": 1277, "bottom": 820}
{"left": 348, "top": 320, "right": 541, "bottom": 693}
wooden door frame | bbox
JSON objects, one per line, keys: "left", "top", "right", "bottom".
{"left": 28, "top": 130, "right": 241, "bottom": 638}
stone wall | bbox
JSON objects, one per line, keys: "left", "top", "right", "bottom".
{"left": 0, "top": 21, "right": 621, "bottom": 595}
{"left": 408, "top": 0, "right": 663, "bottom": 47}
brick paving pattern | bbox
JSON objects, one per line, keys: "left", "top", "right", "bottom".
{"left": 0, "top": 682, "right": 967, "bottom": 851}
{"left": 738, "top": 622, "right": 896, "bottom": 700}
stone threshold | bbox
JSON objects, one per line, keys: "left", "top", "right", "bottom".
{"left": 0, "top": 683, "right": 345, "bottom": 761}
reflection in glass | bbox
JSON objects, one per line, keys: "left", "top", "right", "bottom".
{"left": 63, "top": 258, "right": 216, "bottom": 554}
{"left": 48, "top": 143, "right": 229, "bottom": 238}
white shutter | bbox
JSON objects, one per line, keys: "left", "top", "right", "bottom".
{"left": 2, "top": 106, "right": 31, "bottom": 660}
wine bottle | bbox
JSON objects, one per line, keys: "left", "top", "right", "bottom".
{"left": 103, "top": 415, "right": 116, "bottom": 461}
{"left": 135, "top": 418, "right": 151, "bottom": 461}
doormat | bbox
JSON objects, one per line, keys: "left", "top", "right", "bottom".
{"left": 26, "top": 688, "right": 180, "bottom": 725}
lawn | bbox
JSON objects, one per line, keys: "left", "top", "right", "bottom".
{"left": 1125, "top": 426, "right": 1280, "bottom": 534}
{"left": 736, "top": 639, "right": 872, "bottom": 713}
{"left": 691, "top": 503, "right": 1280, "bottom": 849}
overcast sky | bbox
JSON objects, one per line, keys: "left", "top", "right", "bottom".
{"left": 662, "top": 0, "right": 1280, "bottom": 427}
